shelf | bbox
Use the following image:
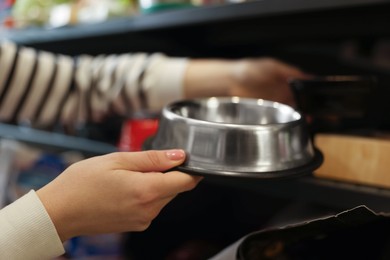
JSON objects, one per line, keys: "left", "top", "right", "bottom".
{"left": 205, "top": 174, "right": 390, "bottom": 212}
{"left": 9, "top": 120, "right": 388, "bottom": 212}
{"left": 0, "top": 123, "right": 117, "bottom": 156}
{"left": 2, "top": 0, "right": 390, "bottom": 55}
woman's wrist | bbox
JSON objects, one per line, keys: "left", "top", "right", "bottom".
{"left": 183, "top": 59, "right": 237, "bottom": 99}
{"left": 36, "top": 185, "right": 76, "bottom": 242}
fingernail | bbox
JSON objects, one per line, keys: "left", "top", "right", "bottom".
{"left": 166, "top": 149, "right": 185, "bottom": 161}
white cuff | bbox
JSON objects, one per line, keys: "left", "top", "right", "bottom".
{"left": 0, "top": 190, "right": 65, "bottom": 259}
{"left": 143, "top": 56, "right": 189, "bottom": 112}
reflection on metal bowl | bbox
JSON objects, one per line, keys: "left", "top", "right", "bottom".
{"left": 149, "top": 97, "right": 323, "bottom": 179}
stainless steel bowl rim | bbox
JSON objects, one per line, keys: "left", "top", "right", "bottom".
{"left": 162, "top": 110, "right": 305, "bottom": 131}
{"left": 164, "top": 98, "right": 303, "bottom": 129}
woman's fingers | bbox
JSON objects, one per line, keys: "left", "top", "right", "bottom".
{"left": 157, "top": 170, "right": 203, "bottom": 197}
{"left": 136, "top": 172, "right": 203, "bottom": 223}
{"left": 130, "top": 170, "right": 203, "bottom": 200}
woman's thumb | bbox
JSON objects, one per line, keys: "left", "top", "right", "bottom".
{"left": 123, "top": 149, "right": 186, "bottom": 172}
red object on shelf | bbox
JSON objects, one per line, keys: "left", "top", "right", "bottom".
{"left": 118, "top": 118, "right": 159, "bottom": 151}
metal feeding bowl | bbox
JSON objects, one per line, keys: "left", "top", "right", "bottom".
{"left": 147, "top": 97, "right": 323, "bottom": 179}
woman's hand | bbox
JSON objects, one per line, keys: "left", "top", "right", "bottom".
{"left": 36, "top": 149, "right": 202, "bottom": 242}
{"left": 228, "top": 58, "right": 311, "bottom": 106}
{"left": 184, "top": 57, "right": 310, "bottom": 106}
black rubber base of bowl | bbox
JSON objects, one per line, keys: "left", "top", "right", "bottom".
{"left": 143, "top": 137, "right": 323, "bottom": 180}
{"left": 177, "top": 149, "right": 323, "bottom": 180}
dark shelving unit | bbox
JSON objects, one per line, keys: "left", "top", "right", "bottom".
{"left": 2, "top": 0, "right": 390, "bottom": 57}
{"left": 1, "top": 0, "right": 390, "bottom": 212}
{"left": 206, "top": 175, "right": 390, "bottom": 212}
{"left": 0, "top": 123, "right": 117, "bottom": 156}
{"left": 2, "top": 0, "right": 390, "bottom": 41}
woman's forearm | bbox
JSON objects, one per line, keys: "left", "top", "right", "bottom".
{"left": 183, "top": 59, "right": 235, "bottom": 99}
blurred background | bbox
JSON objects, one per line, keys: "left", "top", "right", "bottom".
{"left": 0, "top": 0, "right": 247, "bottom": 30}
{"left": 1, "top": 0, "right": 390, "bottom": 259}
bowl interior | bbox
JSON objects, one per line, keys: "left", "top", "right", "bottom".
{"left": 170, "top": 98, "right": 301, "bottom": 125}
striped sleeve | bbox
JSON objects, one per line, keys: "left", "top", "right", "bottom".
{"left": 0, "top": 40, "right": 188, "bottom": 128}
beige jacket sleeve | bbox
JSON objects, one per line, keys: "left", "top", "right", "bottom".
{"left": 0, "top": 190, "right": 65, "bottom": 260}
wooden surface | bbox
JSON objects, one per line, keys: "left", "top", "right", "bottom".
{"left": 314, "top": 133, "right": 390, "bottom": 189}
